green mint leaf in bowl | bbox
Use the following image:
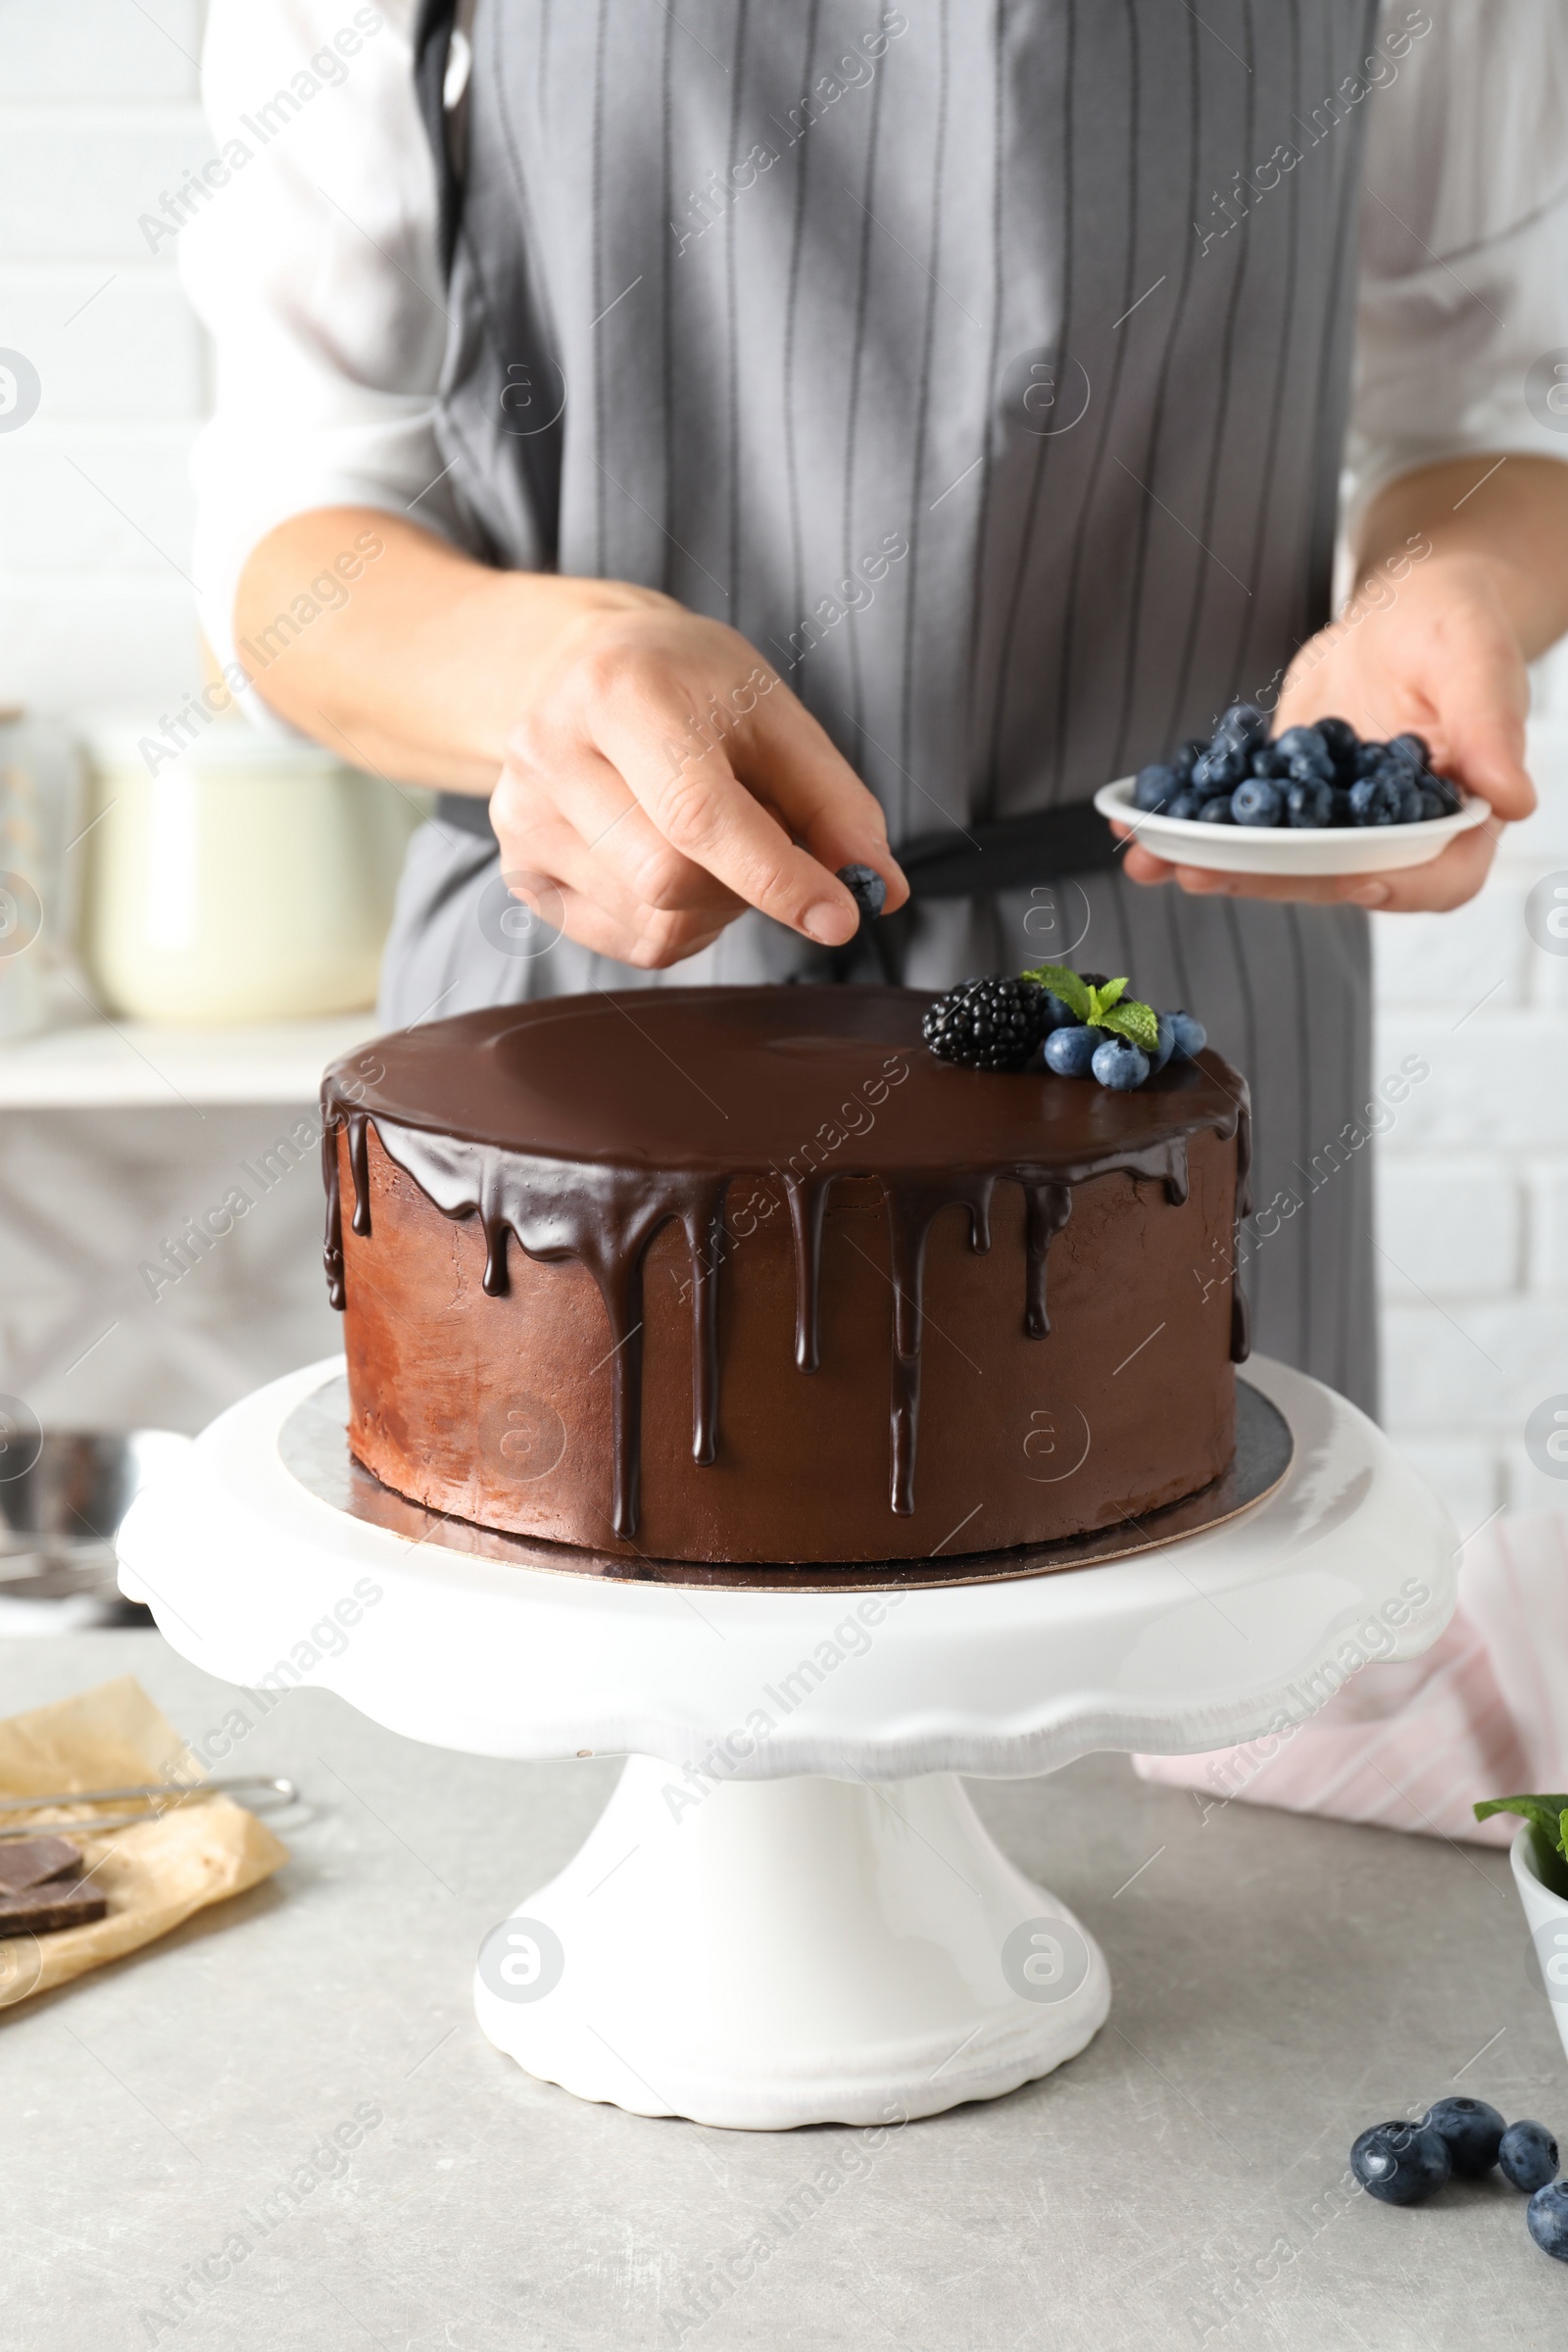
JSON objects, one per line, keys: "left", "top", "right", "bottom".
{"left": 1476, "top": 1794, "right": 1568, "bottom": 1899}
{"left": 1474, "top": 1795, "right": 1568, "bottom": 1849}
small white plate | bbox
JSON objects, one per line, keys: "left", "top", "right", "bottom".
{"left": 1093, "top": 774, "right": 1491, "bottom": 876}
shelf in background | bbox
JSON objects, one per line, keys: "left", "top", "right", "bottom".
{"left": 0, "top": 1007, "right": 377, "bottom": 1109}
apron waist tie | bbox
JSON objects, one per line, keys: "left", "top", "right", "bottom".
{"left": 431, "top": 793, "right": 1121, "bottom": 984}
{"left": 432, "top": 791, "right": 1120, "bottom": 892}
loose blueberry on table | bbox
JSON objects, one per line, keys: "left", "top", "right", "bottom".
{"left": 1422, "top": 2097, "right": 1506, "bottom": 2178}
{"left": 1528, "top": 2181, "right": 1568, "bottom": 2264}
{"left": 1132, "top": 705, "right": 1463, "bottom": 830}
{"left": 921, "top": 964, "right": 1206, "bottom": 1093}
{"left": 1350, "top": 2121, "right": 1452, "bottom": 2204}
{"left": 1499, "top": 2121, "right": 1560, "bottom": 2195}
{"left": 1350, "top": 2097, "right": 1568, "bottom": 2261}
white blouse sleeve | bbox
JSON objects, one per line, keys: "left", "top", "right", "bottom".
{"left": 179, "top": 0, "right": 461, "bottom": 672}
{"left": 1346, "top": 0, "right": 1568, "bottom": 536}
{"left": 184, "top": 2, "right": 1568, "bottom": 676}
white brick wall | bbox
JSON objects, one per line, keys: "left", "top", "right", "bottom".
{"left": 1375, "top": 694, "right": 1568, "bottom": 1535}
{"left": 0, "top": 2, "right": 209, "bottom": 716}
{"left": 0, "top": 0, "right": 203, "bottom": 101}
{"left": 0, "top": 2, "right": 1565, "bottom": 1526}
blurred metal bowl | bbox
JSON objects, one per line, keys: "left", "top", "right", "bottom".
{"left": 0, "top": 1430, "right": 189, "bottom": 1623}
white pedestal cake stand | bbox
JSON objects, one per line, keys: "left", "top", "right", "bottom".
{"left": 118, "top": 1354, "right": 1456, "bottom": 2132}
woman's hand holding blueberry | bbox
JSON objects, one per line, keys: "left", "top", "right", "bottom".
{"left": 489, "top": 594, "right": 906, "bottom": 968}
{"left": 235, "top": 513, "right": 906, "bottom": 968}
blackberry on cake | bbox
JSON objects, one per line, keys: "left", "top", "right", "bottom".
{"left": 921, "top": 975, "right": 1047, "bottom": 1070}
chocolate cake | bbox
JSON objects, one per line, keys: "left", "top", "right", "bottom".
{"left": 320, "top": 987, "right": 1250, "bottom": 1566}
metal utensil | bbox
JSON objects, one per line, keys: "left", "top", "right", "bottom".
{"left": 0, "top": 1429, "right": 190, "bottom": 1618}
{"left": 0, "top": 1774, "right": 299, "bottom": 1839}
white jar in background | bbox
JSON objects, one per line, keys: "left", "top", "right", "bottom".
{"left": 0, "top": 710, "right": 84, "bottom": 1043}
{"left": 79, "top": 720, "right": 423, "bottom": 1024}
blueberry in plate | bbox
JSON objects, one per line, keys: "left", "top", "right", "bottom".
{"left": 1170, "top": 738, "right": 1206, "bottom": 782}
{"left": 1091, "top": 1036, "right": 1150, "bottom": 1091}
{"left": 1527, "top": 2180, "right": 1568, "bottom": 2262}
{"left": 1396, "top": 775, "right": 1426, "bottom": 824}
{"left": 1499, "top": 2121, "right": 1559, "bottom": 2193}
{"left": 1388, "top": 730, "right": 1432, "bottom": 770}
{"left": 1330, "top": 785, "right": 1355, "bottom": 827}
{"left": 1383, "top": 751, "right": 1426, "bottom": 805}
{"left": 1193, "top": 743, "right": 1250, "bottom": 795}
{"left": 1134, "top": 761, "right": 1180, "bottom": 813}
{"left": 1353, "top": 740, "right": 1388, "bottom": 778}
{"left": 1422, "top": 2096, "right": 1505, "bottom": 2178}
{"left": 1315, "top": 715, "right": 1359, "bottom": 774}
{"left": 1285, "top": 777, "right": 1334, "bottom": 829}
{"left": 1425, "top": 772, "right": 1461, "bottom": 816}
{"left": 1197, "top": 796, "right": 1235, "bottom": 823}
{"left": 1166, "top": 788, "right": 1205, "bottom": 821}
{"left": 1288, "top": 747, "right": 1336, "bottom": 789}
{"left": 1350, "top": 2120, "right": 1452, "bottom": 2205}
{"left": 1167, "top": 1011, "right": 1206, "bottom": 1060}
{"left": 1250, "top": 742, "right": 1292, "bottom": 778}
{"left": 1043, "top": 1023, "right": 1100, "bottom": 1078}
{"left": 1231, "top": 777, "right": 1284, "bottom": 827}
{"left": 1349, "top": 771, "right": 1402, "bottom": 826}
{"left": 1214, "top": 702, "right": 1267, "bottom": 752}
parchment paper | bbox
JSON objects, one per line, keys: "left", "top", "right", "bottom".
{"left": 0, "top": 1675, "right": 287, "bottom": 2008}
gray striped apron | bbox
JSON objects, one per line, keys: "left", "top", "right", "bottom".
{"left": 383, "top": 0, "right": 1382, "bottom": 1412}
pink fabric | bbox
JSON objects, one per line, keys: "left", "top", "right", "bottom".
{"left": 1132, "top": 1512, "right": 1568, "bottom": 1844}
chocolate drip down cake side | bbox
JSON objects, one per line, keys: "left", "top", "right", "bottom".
{"left": 320, "top": 983, "right": 1250, "bottom": 1568}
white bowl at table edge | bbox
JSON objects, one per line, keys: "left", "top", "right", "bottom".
{"left": 1510, "top": 1825, "right": 1568, "bottom": 2074}
{"left": 1092, "top": 775, "right": 1490, "bottom": 877}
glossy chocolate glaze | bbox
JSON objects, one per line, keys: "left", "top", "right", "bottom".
{"left": 322, "top": 988, "right": 1250, "bottom": 1543}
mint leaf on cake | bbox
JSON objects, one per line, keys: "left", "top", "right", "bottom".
{"left": 1095, "top": 1000, "right": 1159, "bottom": 1054}
{"left": 1023, "top": 963, "right": 1093, "bottom": 1021}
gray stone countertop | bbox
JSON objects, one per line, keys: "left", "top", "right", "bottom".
{"left": 1, "top": 1630, "right": 1561, "bottom": 2352}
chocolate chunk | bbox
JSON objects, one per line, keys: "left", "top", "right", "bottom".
{"left": 0, "top": 1880, "right": 107, "bottom": 1936}
{"left": 0, "top": 1835, "right": 83, "bottom": 1894}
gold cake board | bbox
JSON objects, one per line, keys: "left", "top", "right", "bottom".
{"left": 277, "top": 1374, "right": 1293, "bottom": 1595}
